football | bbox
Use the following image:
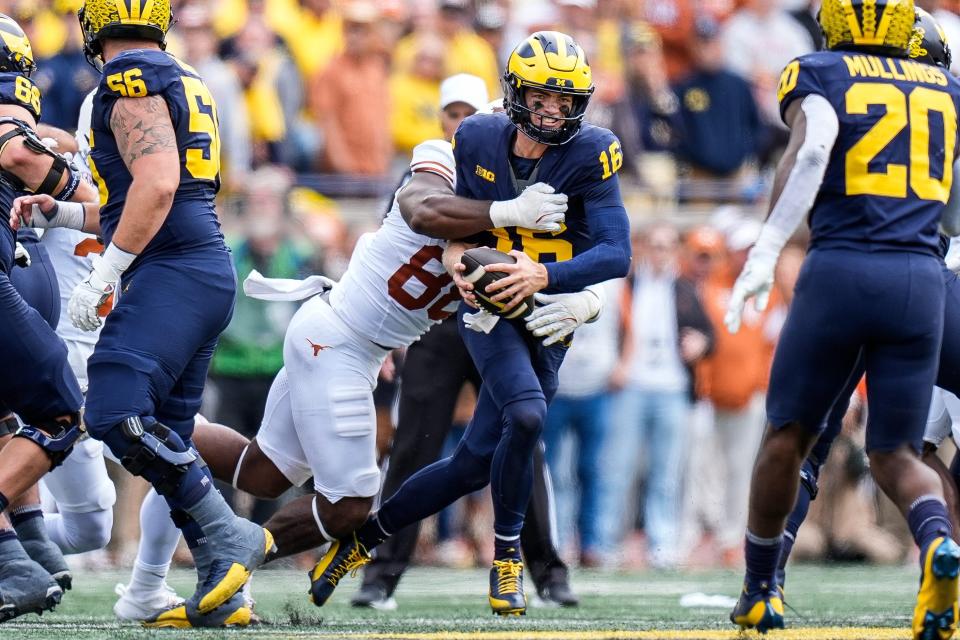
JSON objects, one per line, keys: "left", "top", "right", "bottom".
{"left": 461, "top": 247, "right": 535, "bottom": 320}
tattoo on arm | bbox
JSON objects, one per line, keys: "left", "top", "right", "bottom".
{"left": 110, "top": 95, "right": 177, "bottom": 169}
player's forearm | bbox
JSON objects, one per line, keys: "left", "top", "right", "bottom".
{"left": 110, "top": 176, "right": 175, "bottom": 254}
{"left": 401, "top": 185, "right": 494, "bottom": 239}
{"left": 544, "top": 207, "right": 631, "bottom": 292}
{"left": 442, "top": 241, "right": 472, "bottom": 276}
{"left": 759, "top": 95, "right": 839, "bottom": 255}
{"left": 35, "top": 124, "right": 79, "bottom": 154}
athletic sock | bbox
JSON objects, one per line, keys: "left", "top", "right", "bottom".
{"left": 494, "top": 534, "right": 522, "bottom": 562}
{"left": 126, "top": 559, "right": 171, "bottom": 596}
{"left": 355, "top": 514, "right": 390, "bottom": 551}
{"left": 743, "top": 530, "right": 782, "bottom": 596}
{"left": 907, "top": 495, "right": 953, "bottom": 566}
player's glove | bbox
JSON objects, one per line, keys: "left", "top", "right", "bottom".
{"left": 724, "top": 245, "right": 778, "bottom": 335}
{"left": 13, "top": 241, "right": 30, "bottom": 268}
{"left": 489, "top": 182, "right": 567, "bottom": 232}
{"left": 69, "top": 244, "right": 136, "bottom": 332}
{"left": 525, "top": 287, "right": 602, "bottom": 346}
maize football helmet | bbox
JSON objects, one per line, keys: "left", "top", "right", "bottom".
{"left": 502, "top": 31, "right": 594, "bottom": 146}
{"left": 909, "top": 7, "right": 952, "bottom": 68}
{"left": 819, "top": 0, "right": 915, "bottom": 55}
{"left": 0, "top": 14, "right": 35, "bottom": 77}
{"left": 78, "top": 0, "right": 173, "bottom": 64}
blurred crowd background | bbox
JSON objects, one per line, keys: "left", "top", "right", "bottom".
{"left": 11, "top": 0, "right": 960, "bottom": 573}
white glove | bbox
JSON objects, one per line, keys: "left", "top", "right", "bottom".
{"left": 489, "top": 182, "right": 567, "bottom": 232}
{"left": 69, "top": 244, "right": 136, "bottom": 331}
{"left": 947, "top": 251, "right": 960, "bottom": 275}
{"left": 463, "top": 308, "right": 500, "bottom": 334}
{"left": 724, "top": 245, "right": 778, "bottom": 335}
{"left": 13, "top": 241, "right": 30, "bottom": 268}
{"left": 525, "top": 288, "right": 602, "bottom": 346}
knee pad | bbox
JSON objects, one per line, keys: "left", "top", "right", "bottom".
{"left": 115, "top": 417, "right": 197, "bottom": 495}
{"left": 503, "top": 398, "right": 548, "bottom": 437}
{"left": 14, "top": 414, "right": 82, "bottom": 469}
{"left": 799, "top": 458, "right": 820, "bottom": 501}
{"left": 59, "top": 508, "right": 113, "bottom": 553}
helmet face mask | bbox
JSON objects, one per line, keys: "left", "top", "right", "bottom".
{"left": 0, "top": 15, "right": 35, "bottom": 78}
{"left": 503, "top": 31, "right": 594, "bottom": 146}
{"left": 77, "top": 0, "right": 173, "bottom": 68}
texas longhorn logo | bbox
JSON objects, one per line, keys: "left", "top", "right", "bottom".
{"left": 306, "top": 339, "right": 331, "bottom": 357}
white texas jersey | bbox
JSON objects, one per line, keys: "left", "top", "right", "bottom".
{"left": 43, "top": 89, "right": 103, "bottom": 346}
{"left": 329, "top": 140, "right": 460, "bottom": 349}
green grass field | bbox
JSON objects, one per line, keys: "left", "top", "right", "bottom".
{"left": 0, "top": 563, "right": 926, "bottom": 639}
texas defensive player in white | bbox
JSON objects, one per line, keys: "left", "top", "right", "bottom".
{"left": 32, "top": 92, "right": 183, "bottom": 621}
{"left": 182, "top": 134, "right": 600, "bottom": 574}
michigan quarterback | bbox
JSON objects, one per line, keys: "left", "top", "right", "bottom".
{"left": 310, "top": 31, "right": 631, "bottom": 616}
{"left": 724, "top": 0, "right": 960, "bottom": 637}
{"left": 12, "top": 0, "right": 272, "bottom": 626}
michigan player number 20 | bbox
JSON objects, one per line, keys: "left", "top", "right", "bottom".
{"left": 845, "top": 83, "right": 957, "bottom": 201}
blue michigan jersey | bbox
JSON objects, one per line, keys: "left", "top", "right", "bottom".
{"left": 778, "top": 51, "right": 960, "bottom": 254}
{"left": 453, "top": 112, "right": 630, "bottom": 293}
{"left": 89, "top": 49, "right": 225, "bottom": 257}
{"left": 0, "top": 71, "right": 42, "bottom": 272}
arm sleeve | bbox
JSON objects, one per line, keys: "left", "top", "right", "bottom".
{"left": 545, "top": 173, "right": 632, "bottom": 292}
{"left": 756, "top": 93, "right": 839, "bottom": 253}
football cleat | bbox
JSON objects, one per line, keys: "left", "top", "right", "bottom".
{"left": 730, "top": 582, "right": 784, "bottom": 634}
{"left": 489, "top": 558, "right": 526, "bottom": 616}
{"left": 195, "top": 524, "right": 274, "bottom": 615}
{"left": 351, "top": 582, "right": 397, "bottom": 610}
{"left": 113, "top": 581, "right": 184, "bottom": 622}
{"left": 535, "top": 578, "right": 579, "bottom": 608}
{"left": 309, "top": 532, "right": 371, "bottom": 607}
{"left": 0, "top": 556, "right": 62, "bottom": 623}
{"left": 913, "top": 536, "right": 960, "bottom": 640}
{"left": 143, "top": 591, "right": 256, "bottom": 629}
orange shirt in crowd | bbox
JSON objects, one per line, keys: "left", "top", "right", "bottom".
{"left": 310, "top": 55, "right": 391, "bottom": 176}
{"left": 697, "top": 263, "right": 779, "bottom": 411}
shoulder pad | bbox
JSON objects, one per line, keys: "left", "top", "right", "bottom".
{"left": 410, "top": 139, "right": 455, "bottom": 186}
{"left": 573, "top": 124, "right": 623, "bottom": 183}
{"left": 100, "top": 50, "right": 177, "bottom": 99}
{"left": 777, "top": 53, "right": 833, "bottom": 123}
{"left": 0, "top": 73, "right": 41, "bottom": 120}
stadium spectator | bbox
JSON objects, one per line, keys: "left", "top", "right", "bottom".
{"left": 225, "top": 11, "right": 305, "bottom": 167}
{"left": 208, "top": 167, "right": 309, "bottom": 522}
{"left": 606, "top": 223, "right": 714, "bottom": 568}
{"left": 179, "top": 3, "right": 252, "bottom": 190}
{"left": 389, "top": 36, "right": 446, "bottom": 155}
{"left": 696, "top": 220, "right": 779, "bottom": 566}
{"left": 273, "top": 0, "right": 344, "bottom": 81}
{"left": 673, "top": 17, "right": 761, "bottom": 182}
{"left": 613, "top": 22, "right": 677, "bottom": 190}
{"left": 643, "top": 0, "right": 696, "bottom": 82}
{"left": 393, "top": 0, "right": 500, "bottom": 97}
{"left": 308, "top": 1, "right": 391, "bottom": 176}
{"left": 32, "top": 8, "right": 98, "bottom": 131}
{"left": 925, "top": 0, "right": 960, "bottom": 74}
{"left": 541, "top": 278, "right": 624, "bottom": 567}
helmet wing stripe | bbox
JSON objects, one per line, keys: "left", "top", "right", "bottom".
{"left": 873, "top": 0, "right": 900, "bottom": 45}
{"left": 840, "top": 0, "right": 865, "bottom": 40}
{"left": 114, "top": 0, "right": 130, "bottom": 20}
